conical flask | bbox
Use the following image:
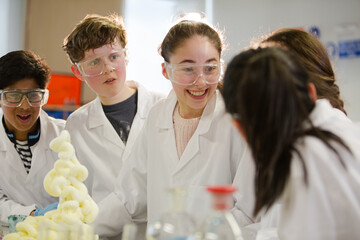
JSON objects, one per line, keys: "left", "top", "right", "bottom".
{"left": 199, "top": 185, "right": 243, "bottom": 240}
{"left": 146, "top": 187, "right": 196, "bottom": 240}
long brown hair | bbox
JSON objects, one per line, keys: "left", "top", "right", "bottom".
{"left": 260, "top": 28, "right": 346, "bottom": 114}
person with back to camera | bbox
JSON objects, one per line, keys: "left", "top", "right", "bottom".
{"left": 0, "top": 50, "right": 65, "bottom": 224}
{"left": 259, "top": 28, "right": 348, "bottom": 117}
{"left": 231, "top": 27, "right": 354, "bottom": 232}
{"left": 222, "top": 46, "right": 360, "bottom": 240}
{"left": 91, "top": 14, "right": 252, "bottom": 239}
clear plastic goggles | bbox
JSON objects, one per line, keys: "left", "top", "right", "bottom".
{"left": 165, "top": 61, "right": 223, "bottom": 86}
{"left": 75, "top": 49, "right": 127, "bottom": 77}
{"left": 0, "top": 89, "right": 49, "bottom": 107}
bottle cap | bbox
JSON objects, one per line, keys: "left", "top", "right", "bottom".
{"left": 206, "top": 185, "right": 236, "bottom": 194}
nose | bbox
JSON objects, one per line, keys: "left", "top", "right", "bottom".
{"left": 193, "top": 73, "right": 207, "bottom": 86}
{"left": 102, "top": 63, "right": 116, "bottom": 75}
{"left": 18, "top": 96, "right": 32, "bottom": 109}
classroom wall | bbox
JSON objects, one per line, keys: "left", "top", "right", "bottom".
{"left": 212, "top": 0, "right": 360, "bottom": 121}
{"left": 25, "top": 0, "right": 125, "bottom": 104}
{"left": 0, "top": 0, "right": 26, "bottom": 56}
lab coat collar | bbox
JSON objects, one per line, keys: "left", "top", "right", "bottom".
{"left": 27, "top": 110, "right": 54, "bottom": 178}
{"left": 154, "top": 90, "right": 178, "bottom": 129}
{"left": 154, "top": 90, "right": 223, "bottom": 171}
{"left": 3, "top": 117, "right": 41, "bottom": 146}
{"left": 86, "top": 80, "right": 152, "bottom": 148}
{"left": 0, "top": 110, "right": 49, "bottom": 151}
{"left": 155, "top": 89, "right": 222, "bottom": 135}
{"left": 86, "top": 97, "right": 124, "bottom": 148}
{"left": 87, "top": 80, "right": 150, "bottom": 129}
{"left": 122, "top": 81, "right": 157, "bottom": 157}
{"left": 309, "top": 99, "right": 351, "bottom": 128}
{"left": 0, "top": 110, "right": 53, "bottom": 177}
{"left": 88, "top": 97, "right": 105, "bottom": 129}
{"left": 129, "top": 80, "right": 158, "bottom": 120}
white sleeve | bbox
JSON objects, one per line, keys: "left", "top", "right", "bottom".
{"left": 92, "top": 122, "right": 148, "bottom": 237}
{"left": 0, "top": 192, "right": 36, "bottom": 224}
{"left": 231, "top": 133, "right": 258, "bottom": 226}
{"left": 278, "top": 157, "right": 336, "bottom": 240}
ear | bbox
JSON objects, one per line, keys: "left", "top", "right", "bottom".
{"left": 161, "top": 63, "right": 170, "bottom": 80}
{"left": 308, "top": 82, "right": 317, "bottom": 103}
{"left": 71, "top": 65, "right": 85, "bottom": 81}
{"left": 232, "top": 119, "right": 247, "bottom": 141}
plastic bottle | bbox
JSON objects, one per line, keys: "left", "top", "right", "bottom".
{"left": 199, "top": 185, "right": 244, "bottom": 240}
{"left": 146, "top": 188, "right": 196, "bottom": 240}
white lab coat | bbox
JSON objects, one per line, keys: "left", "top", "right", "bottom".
{"left": 65, "top": 81, "right": 165, "bottom": 203}
{"left": 236, "top": 99, "right": 353, "bottom": 229}
{"left": 235, "top": 99, "right": 360, "bottom": 240}
{"left": 0, "top": 110, "right": 65, "bottom": 224}
{"left": 253, "top": 99, "right": 360, "bottom": 240}
{"left": 93, "top": 90, "right": 250, "bottom": 238}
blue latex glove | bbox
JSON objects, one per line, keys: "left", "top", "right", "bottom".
{"left": 34, "top": 202, "right": 59, "bottom": 216}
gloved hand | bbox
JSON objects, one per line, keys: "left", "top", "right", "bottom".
{"left": 34, "top": 202, "right": 59, "bottom": 216}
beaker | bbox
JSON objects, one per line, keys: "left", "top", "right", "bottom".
{"left": 146, "top": 187, "right": 196, "bottom": 240}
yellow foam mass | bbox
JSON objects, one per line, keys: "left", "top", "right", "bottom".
{"left": 4, "top": 130, "right": 99, "bottom": 240}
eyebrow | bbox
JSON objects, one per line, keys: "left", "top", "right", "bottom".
{"left": 177, "top": 58, "right": 218, "bottom": 64}
{"left": 83, "top": 49, "right": 123, "bottom": 62}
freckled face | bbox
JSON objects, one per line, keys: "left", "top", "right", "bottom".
{"left": 166, "top": 35, "right": 220, "bottom": 118}
{"left": 2, "top": 79, "right": 41, "bottom": 140}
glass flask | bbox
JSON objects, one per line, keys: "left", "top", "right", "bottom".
{"left": 199, "top": 185, "right": 244, "bottom": 240}
{"left": 146, "top": 188, "right": 196, "bottom": 240}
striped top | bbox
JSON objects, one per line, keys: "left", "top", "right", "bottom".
{"left": 3, "top": 117, "right": 41, "bottom": 174}
{"left": 15, "top": 140, "right": 33, "bottom": 173}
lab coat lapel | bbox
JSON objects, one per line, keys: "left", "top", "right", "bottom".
{"left": 122, "top": 83, "right": 148, "bottom": 161}
{"left": 155, "top": 91, "right": 180, "bottom": 167}
{"left": 27, "top": 140, "right": 49, "bottom": 180}
{"left": 89, "top": 97, "right": 125, "bottom": 149}
{"left": 4, "top": 146, "right": 28, "bottom": 176}
{"left": 0, "top": 118, "right": 29, "bottom": 177}
{"left": 27, "top": 111, "right": 54, "bottom": 179}
{"left": 174, "top": 92, "right": 218, "bottom": 173}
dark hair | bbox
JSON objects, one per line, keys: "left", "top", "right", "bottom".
{"left": 260, "top": 28, "right": 346, "bottom": 114}
{"left": 222, "top": 46, "right": 350, "bottom": 216}
{"left": 63, "top": 13, "right": 127, "bottom": 63}
{"left": 0, "top": 50, "right": 51, "bottom": 89}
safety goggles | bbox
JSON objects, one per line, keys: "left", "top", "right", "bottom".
{"left": 165, "top": 61, "right": 223, "bottom": 86}
{"left": 75, "top": 49, "right": 127, "bottom": 77}
{"left": 0, "top": 89, "right": 49, "bottom": 107}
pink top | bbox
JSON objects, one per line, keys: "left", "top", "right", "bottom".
{"left": 173, "top": 104, "right": 201, "bottom": 159}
